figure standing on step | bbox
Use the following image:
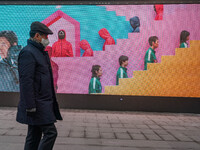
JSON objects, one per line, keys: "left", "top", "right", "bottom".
{"left": 179, "top": 30, "right": 190, "bottom": 48}
{"left": 80, "top": 39, "right": 94, "bottom": 57}
{"left": 89, "top": 65, "right": 102, "bottom": 94}
{"left": 116, "top": 55, "right": 128, "bottom": 85}
{"left": 144, "top": 36, "right": 158, "bottom": 70}
{"left": 52, "top": 29, "right": 73, "bottom": 57}
{"left": 98, "top": 28, "right": 115, "bottom": 51}
{"left": 130, "top": 16, "right": 140, "bottom": 32}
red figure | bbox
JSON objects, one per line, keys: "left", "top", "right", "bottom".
{"left": 52, "top": 29, "right": 73, "bottom": 57}
{"left": 98, "top": 28, "right": 115, "bottom": 51}
{"left": 154, "top": 5, "right": 164, "bottom": 20}
{"left": 80, "top": 40, "right": 94, "bottom": 57}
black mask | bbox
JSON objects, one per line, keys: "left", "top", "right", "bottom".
{"left": 58, "top": 30, "right": 65, "bottom": 39}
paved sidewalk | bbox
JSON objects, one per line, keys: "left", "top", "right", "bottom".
{"left": 0, "top": 107, "right": 200, "bottom": 150}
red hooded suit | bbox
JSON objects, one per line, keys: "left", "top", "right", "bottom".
{"left": 52, "top": 29, "right": 73, "bottom": 57}
{"left": 45, "top": 46, "right": 59, "bottom": 92}
{"left": 98, "top": 28, "right": 115, "bottom": 51}
{"left": 154, "top": 5, "right": 164, "bottom": 20}
{"left": 80, "top": 40, "right": 94, "bottom": 57}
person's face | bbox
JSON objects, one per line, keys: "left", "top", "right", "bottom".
{"left": 34, "top": 33, "right": 48, "bottom": 42}
{"left": 186, "top": 35, "right": 190, "bottom": 41}
{"left": 58, "top": 30, "right": 65, "bottom": 39}
{"left": 96, "top": 67, "right": 103, "bottom": 77}
{"left": 123, "top": 60, "right": 128, "bottom": 67}
{"left": 152, "top": 40, "right": 159, "bottom": 49}
{"left": 0, "top": 37, "right": 11, "bottom": 58}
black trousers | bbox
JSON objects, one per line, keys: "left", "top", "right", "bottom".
{"left": 24, "top": 123, "right": 57, "bottom": 150}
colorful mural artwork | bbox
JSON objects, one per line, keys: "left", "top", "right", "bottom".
{"left": 0, "top": 4, "right": 199, "bottom": 97}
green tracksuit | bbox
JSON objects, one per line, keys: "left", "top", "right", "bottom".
{"left": 180, "top": 42, "right": 188, "bottom": 48}
{"left": 89, "top": 77, "right": 102, "bottom": 94}
{"left": 116, "top": 66, "right": 128, "bottom": 85}
{"left": 144, "top": 47, "right": 157, "bottom": 70}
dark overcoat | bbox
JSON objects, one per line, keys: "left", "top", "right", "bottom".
{"left": 16, "top": 39, "right": 62, "bottom": 125}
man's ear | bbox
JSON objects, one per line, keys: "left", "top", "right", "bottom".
{"left": 34, "top": 33, "right": 40, "bottom": 39}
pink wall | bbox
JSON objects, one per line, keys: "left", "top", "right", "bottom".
{"left": 51, "top": 4, "right": 200, "bottom": 94}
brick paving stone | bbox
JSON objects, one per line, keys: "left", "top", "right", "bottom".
{"left": 153, "top": 130, "right": 169, "bottom": 135}
{"left": 141, "top": 129, "right": 155, "bottom": 134}
{"left": 57, "top": 130, "right": 70, "bottom": 137}
{"left": 99, "top": 127, "right": 113, "bottom": 133}
{"left": 148, "top": 125, "right": 162, "bottom": 130}
{"left": 144, "top": 134, "right": 162, "bottom": 141}
{"left": 167, "top": 141, "right": 200, "bottom": 149}
{"left": 100, "top": 132, "right": 116, "bottom": 139}
{"left": 159, "top": 134, "right": 177, "bottom": 141}
{"left": 69, "top": 131, "right": 85, "bottom": 138}
{"left": 170, "top": 133, "right": 193, "bottom": 142}
{"left": 130, "top": 133, "right": 146, "bottom": 140}
{"left": 111, "top": 123, "right": 124, "bottom": 128}
{"left": 5, "top": 129, "right": 27, "bottom": 136}
{"left": 98, "top": 123, "right": 111, "bottom": 128}
{"left": 112, "top": 128, "right": 127, "bottom": 133}
{"left": 86, "top": 131, "right": 100, "bottom": 138}
{"left": 136, "top": 125, "right": 149, "bottom": 129}
{"left": 127, "top": 128, "right": 141, "bottom": 134}
{"left": 115, "top": 133, "right": 131, "bottom": 140}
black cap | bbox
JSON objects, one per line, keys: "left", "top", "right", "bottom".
{"left": 30, "top": 21, "right": 53, "bottom": 35}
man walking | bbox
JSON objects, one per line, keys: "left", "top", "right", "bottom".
{"left": 16, "top": 21, "right": 63, "bottom": 150}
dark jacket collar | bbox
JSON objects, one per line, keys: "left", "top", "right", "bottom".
{"left": 27, "top": 39, "right": 45, "bottom": 52}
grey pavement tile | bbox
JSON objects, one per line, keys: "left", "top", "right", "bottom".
{"left": 0, "top": 143, "right": 24, "bottom": 150}
{"left": 111, "top": 123, "right": 124, "bottom": 128}
{"left": 159, "top": 134, "right": 177, "bottom": 141}
{"left": 126, "top": 128, "right": 141, "bottom": 134}
{"left": 115, "top": 133, "right": 132, "bottom": 140}
{"left": 56, "top": 137, "right": 102, "bottom": 145}
{"left": 162, "top": 125, "right": 186, "bottom": 130}
{"left": 190, "top": 136, "right": 200, "bottom": 142}
{"left": 0, "top": 135, "right": 25, "bottom": 143}
{"left": 130, "top": 133, "right": 147, "bottom": 140}
{"left": 141, "top": 129, "right": 155, "bottom": 134}
{"left": 148, "top": 125, "right": 163, "bottom": 130}
{"left": 100, "top": 132, "right": 116, "bottom": 139}
{"left": 98, "top": 123, "right": 111, "bottom": 128}
{"left": 69, "top": 131, "right": 85, "bottom": 138}
{"left": 85, "top": 127, "right": 99, "bottom": 132}
{"left": 167, "top": 132, "right": 193, "bottom": 142}
{"left": 0, "top": 129, "right": 7, "bottom": 135}
{"left": 5, "top": 129, "right": 27, "bottom": 136}
{"left": 99, "top": 127, "right": 113, "bottom": 133}
{"left": 167, "top": 141, "right": 200, "bottom": 149}
{"left": 86, "top": 131, "right": 100, "bottom": 138}
{"left": 57, "top": 130, "right": 70, "bottom": 137}
{"left": 123, "top": 123, "right": 135, "bottom": 128}
{"left": 113, "top": 128, "right": 127, "bottom": 133}
{"left": 101, "top": 139, "right": 171, "bottom": 148}
{"left": 135, "top": 125, "right": 150, "bottom": 129}
{"left": 144, "top": 134, "right": 162, "bottom": 141}
{"left": 153, "top": 129, "right": 169, "bottom": 135}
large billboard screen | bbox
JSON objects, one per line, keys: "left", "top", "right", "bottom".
{"left": 0, "top": 4, "right": 199, "bottom": 97}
